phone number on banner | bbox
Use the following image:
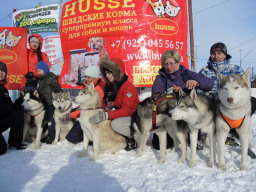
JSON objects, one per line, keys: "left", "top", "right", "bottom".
{"left": 111, "top": 39, "right": 184, "bottom": 50}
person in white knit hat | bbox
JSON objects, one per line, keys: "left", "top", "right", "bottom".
{"left": 64, "top": 66, "right": 105, "bottom": 143}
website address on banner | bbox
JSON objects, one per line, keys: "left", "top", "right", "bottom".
{"left": 126, "top": 51, "right": 162, "bottom": 61}
{"left": 111, "top": 39, "right": 184, "bottom": 49}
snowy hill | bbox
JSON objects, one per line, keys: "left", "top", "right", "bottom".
{"left": 1, "top": 90, "right": 256, "bottom": 192}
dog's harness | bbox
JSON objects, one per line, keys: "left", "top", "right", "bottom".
{"left": 26, "top": 107, "right": 45, "bottom": 128}
{"left": 151, "top": 94, "right": 176, "bottom": 131}
{"left": 221, "top": 112, "right": 246, "bottom": 129}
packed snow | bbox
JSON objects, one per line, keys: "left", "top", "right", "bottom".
{"left": 1, "top": 90, "right": 256, "bottom": 192}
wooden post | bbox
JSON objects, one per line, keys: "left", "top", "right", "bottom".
{"left": 188, "top": 0, "right": 195, "bottom": 71}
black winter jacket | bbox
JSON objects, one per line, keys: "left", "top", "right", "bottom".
{"left": 0, "top": 81, "right": 15, "bottom": 116}
{"left": 37, "top": 72, "right": 63, "bottom": 105}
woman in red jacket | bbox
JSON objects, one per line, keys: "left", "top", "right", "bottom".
{"left": 89, "top": 58, "right": 140, "bottom": 151}
{"left": 27, "top": 34, "right": 50, "bottom": 76}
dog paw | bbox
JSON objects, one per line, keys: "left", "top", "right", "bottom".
{"left": 157, "top": 158, "right": 166, "bottom": 164}
{"left": 52, "top": 141, "right": 58, "bottom": 145}
{"left": 77, "top": 152, "right": 87, "bottom": 158}
{"left": 90, "top": 155, "right": 98, "bottom": 161}
{"left": 34, "top": 144, "right": 41, "bottom": 149}
{"left": 178, "top": 157, "right": 185, "bottom": 163}
{"left": 219, "top": 164, "right": 227, "bottom": 171}
{"left": 208, "top": 161, "right": 216, "bottom": 167}
{"left": 189, "top": 160, "right": 196, "bottom": 168}
{"left": 240, "top": 165, "right": 248, "bottom": 171}
{"left": 136, "top": 151, "right": 143, "bottom": 157}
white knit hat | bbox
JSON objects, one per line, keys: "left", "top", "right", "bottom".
{"left": 84, "top": 66, "right": 99, "bottom": 78}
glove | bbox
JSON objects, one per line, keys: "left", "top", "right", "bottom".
{"left": 89, "top": 111, "right": 108, "bottom": 124}
{"left": 59, "top": 113, "right": 71, "bottom": 122}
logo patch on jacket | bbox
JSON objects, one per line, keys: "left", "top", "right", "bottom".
{"left": 4, "top": 93, "right": 9, "bottom": 98}
{"left": 126, "top": 92, "right": 132, "bottom": 98}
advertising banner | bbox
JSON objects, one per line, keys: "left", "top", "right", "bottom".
{"left": 41, "top": 35, "right": 63, "bottom": 75}
{"left": 0, "top": 27, "right": 28, "bottom": 90}
{"left": 59, "top": 0, "right": 188, "bottom": 88}
{"left": 12, "top": 4, "right": 60, "bottom": 34}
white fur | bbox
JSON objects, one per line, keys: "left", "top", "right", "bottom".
{"left": 52, "top": 92, "right": 74, "bottom": 144}
{"left": 170, "top": 89, "right": 216, "bottom": 167}
{"left": 217, "top": 68, "right": 253, "bottom": 170}
{"left": 74, "top": 83, "right": 126, "bottom": 160}
{"left": 22, "top": 90, "right": 47, "bottom": 149}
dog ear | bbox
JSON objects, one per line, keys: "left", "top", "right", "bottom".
{"left": 241, "top": 68, "right": 251, "bottom": 87}
{"left": 88, "top": 38, "right": 92, "bottom": 48}
{"left": 21, "top": 90, "right": 24, "bottom": 97}
{"left": 88, "top": 83, "right": 95, "bottom": 92}
{"left": 52, "top": 92, "right": 57, "bottom": 99}
{"left": 216, "top": 70, "right": 225, "bottom": 81}
{"left": 146, "top": 0, "right": 154, "bottom": 6}
{"left": 189, "top": 88, "right": 198, "bottom": 102}
{"left": 33, "top": 90, "right": 39, "bottom": 98}
{"left": 178, "top": 88, "right": 186, "bottom": 97}
{"left": 64, "top": 91, "right": 70, "bottom": 99}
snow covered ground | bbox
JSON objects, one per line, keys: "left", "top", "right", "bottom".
{"left": 1, "top": 91, "right": 256, "bottom": 192}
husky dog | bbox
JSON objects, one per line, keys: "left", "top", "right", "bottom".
{"left": 73, "top": 83, "right": 126, "bottom": 160}
{"left": 21, "top": 90, "right": 48, "bottom": 149}
{"left": 169, "top": 89, "right": 216, "bottom": 168}
{"left": 132, "top": 94, "right": 188, "bottom": 163}
{"left": 52, "top": 92, "right": 74, "bottom": 144}
{"left": 217, "top": 68, "right": 253, "bottom": 171}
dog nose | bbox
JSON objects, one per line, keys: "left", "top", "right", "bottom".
{"left": 168, "top": 112, "right": 172, "bottom": 118}
{"left": 227, "top": 97, "right": 233, "bottom": 103}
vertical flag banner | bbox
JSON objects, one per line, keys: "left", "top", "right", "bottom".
{"left": 41, "top": 36, "right": 63, "bottom": 75}
{"left": 12, "top": 4, "right": 60, "bottom": 33}
{"left": 59, "top": 0, "right": 188, "bottom": 88}
{"left": 0, "top": 27, "right": 28, "bottom": 90}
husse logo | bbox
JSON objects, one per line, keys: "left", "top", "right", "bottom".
{"left": 146, "top": 0, "right": 181, "bottom": 35}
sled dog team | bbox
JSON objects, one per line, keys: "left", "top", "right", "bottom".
{"left": 1, "top": 42, "right": 255, "bottom": 171}
{"left": 21, "top": 68, "right": 253, "bottom": 171}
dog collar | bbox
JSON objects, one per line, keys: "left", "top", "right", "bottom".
{"left": 221, "top": 112, "right": 246, "bottom": 129}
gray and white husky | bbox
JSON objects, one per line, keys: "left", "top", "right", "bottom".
{"left": 131, "top": 94, "right": 188, "bottom": 163}
{"left": 216, "top": 68, "right": 254, "bottom": 171}
{"left": 52, "top": 92, "right": 74, "bottom": 144}
{"left": 169, "top": 89, "right": 216, "bottom": 168}
{"left": 21, "top": 90, "right": 48, "bottom": 149}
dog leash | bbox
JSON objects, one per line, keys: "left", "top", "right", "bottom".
{"left": 151, "top": 94, "right": 176, "bottom": 131}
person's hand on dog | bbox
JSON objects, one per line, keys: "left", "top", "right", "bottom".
{"left": 89, "top": 111, "right": 108, "bottom": 124}
{"left": 173, "top": 85, "right": 181, "bottom": 93}
{"left": 186, "top": 80, "right": 199, "bottom": 89}
{"left": 59, "top": 113, "right": 71, "bottom": 122}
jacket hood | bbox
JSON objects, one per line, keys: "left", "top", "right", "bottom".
{"left": 100, "top": 58, "right": 125, "bottom": 82}
{"left": 28, "top": 34, "right": 43, "bottom": 50}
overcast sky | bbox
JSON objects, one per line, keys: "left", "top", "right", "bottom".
{"left": 1, "top": 0, "right": 255, "bottom": 75}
